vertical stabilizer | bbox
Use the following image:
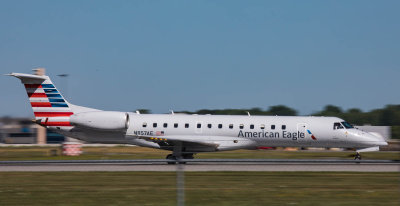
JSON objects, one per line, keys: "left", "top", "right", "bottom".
{"left": 7, "top": 69, "right": 73, "bottom": 127}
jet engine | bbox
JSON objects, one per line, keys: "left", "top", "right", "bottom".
{"left": 70, "top": 111, "right": 129, "bottom": 131}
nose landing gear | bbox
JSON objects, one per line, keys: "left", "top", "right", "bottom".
{"left": 354, "top": 152, "right": 362, "bottom": 160}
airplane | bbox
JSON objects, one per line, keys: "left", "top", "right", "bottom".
{"left": 7, "top": 70, "right": 388, "bottom": 163}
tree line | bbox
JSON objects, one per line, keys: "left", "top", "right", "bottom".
{"left": 139, "top": 104, "right": 400, "bottom": 126}
{"left": 137, "top": 105, "right": 400, "bottom": 139}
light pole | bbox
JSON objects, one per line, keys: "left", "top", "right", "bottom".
{"left": 177, "top": 163, "right": 185, "bottom": 206}
{"left": 57, "top": 74, "right": 69, "bottom": 99}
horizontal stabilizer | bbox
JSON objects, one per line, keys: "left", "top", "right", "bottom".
{"left": 6, "top": 73, "right": 47, "bottom": 84}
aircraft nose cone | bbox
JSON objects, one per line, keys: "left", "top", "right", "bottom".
{"left": 365, "top": 133, "right": 388, "bottom": 146}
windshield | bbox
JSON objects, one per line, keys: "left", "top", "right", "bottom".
{"left": 333, "top": 122, "right": 344, "bottom": 129}
{"left": 341, "top": 121, "right": 354, "bottom": 129}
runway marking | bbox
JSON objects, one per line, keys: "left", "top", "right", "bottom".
{"left": 0, "top": 159, "right": 398, "bottom": 172}
{"left": 0, "top": 159, "right": 399, "bottom": 164}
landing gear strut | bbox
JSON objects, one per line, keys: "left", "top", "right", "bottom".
{"left": 182, "top": 153, "right": 194, "bottom": 159}
{"left": 354, "top": 152, "right": 362, "bottom": 160}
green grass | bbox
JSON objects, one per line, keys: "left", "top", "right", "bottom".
{"left": 0, "top": 146, "right": 399, "bottom": 161}
{"left": 0, "top": 172, "right": 398, "bottom": 206}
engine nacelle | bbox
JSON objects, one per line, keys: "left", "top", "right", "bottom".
{"left": 70, "top": 111, "right": 129, "bottom": 131}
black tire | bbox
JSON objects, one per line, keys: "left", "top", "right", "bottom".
{"left": 354, "top": 153, "right": 362, "bottom": 160}
{"left": 166, "top": 154, "right": 176, "bottom": 164}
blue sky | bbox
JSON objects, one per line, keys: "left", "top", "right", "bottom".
{"left": 1, "top": 0, "right": 399, "bottom": 117}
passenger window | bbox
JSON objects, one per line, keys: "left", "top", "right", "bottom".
{"left": 142, "top": 122, "right": 147, "bottom": 128}
{"left": 197, "top": 123, "right": 202, "bottom": 128}
{"left": 282, "top": 125, "right": 286, "bottom": 130}
{"left": 207, "top": 124, "right": 212, "bottom": 128}
{"left": 163, "top": 123, "right": 168, "bottom": 128}
{"left": 271, "top": 125, "right": 275, "bottom": 130}
{"left": 218, "top": 124, "right": 222, "bottom": 129}
{"left": 174, "top": 123, "right": 178, "bottom": 128}
{"left": 239, "top": 124, "right": 244, "bottom": 129}
{"left": 334, "top": 122, "right": 344, "bottom": 130}
{"left": 260, "top": 124, "right": 265, "bottom": 129}
{"left": 153, "top": 123, "right": 157, "bottom": 128}
{"left": 229, "top": 124, "right": 233, "bottom": 129}
{"left": 250, "top": 124, "right": 254, "bottom": 129}
{"left": 185, "top": 123, "right": 189, "bottom": 128}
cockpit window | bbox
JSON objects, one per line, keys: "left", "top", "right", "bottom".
{"left": 341, "top": 121, "right": 354, "bottom": 129}
{"left": 333, "top": 122, "right": 344, "bottom": 130}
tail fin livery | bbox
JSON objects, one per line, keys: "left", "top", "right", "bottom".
{"left": 7, "top": 72, "right": 73, "bottom": 127}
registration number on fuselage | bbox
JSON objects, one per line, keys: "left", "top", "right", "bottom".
{"left": 133, "top": 131, "right": 153, "bottom": 136}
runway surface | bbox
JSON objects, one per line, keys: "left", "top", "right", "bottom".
{"left": 0, "top": 159, "right": 399, "bottom": 172}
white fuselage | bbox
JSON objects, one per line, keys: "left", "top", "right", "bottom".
{"left": 60, "top": 113, "right": 387, "bottom": 153}
{"left": 8, "top": 71, "right": 388, "bottom": 157}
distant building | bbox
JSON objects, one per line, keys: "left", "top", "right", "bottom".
{"left": 0, "top": 117, "right": 65, "bottom": 144}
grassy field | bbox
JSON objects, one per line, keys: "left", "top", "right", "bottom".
{"left": 0, "top": 147, "right": 398, "bottom": 205}
{"left": 0, "top": 172, "right": 398, "bottom": 206}
{"left": 0, "top": 146, "right": 399, "bottom": 161}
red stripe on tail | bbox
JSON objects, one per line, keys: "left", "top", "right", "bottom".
{"left": 31, "top": 102, "right": 52, "bottom": 107}
{"left": 34, "top": 112, "right": 74, "bottom": 117}
{"left": 42, "top": 122, "right": 72, "bottom": 126}
{"left": 28, "top": 93, "right": 47, "bottom": 98}
{"left": 25, "top": 84, "right": 42, "bottom": 88}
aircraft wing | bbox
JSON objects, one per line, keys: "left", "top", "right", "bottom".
{"left": 127, "top": 134, "right": 256, "bottom": 152}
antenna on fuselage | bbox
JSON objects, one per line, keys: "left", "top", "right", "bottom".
{"left": 170, "top": 110, "right": 175, "bottom": 115}
{"left": 136, "top": 110, "right": 140, "bottom": 114}
{"left": 247, "top": 111, "right": 251, "bottom": 116}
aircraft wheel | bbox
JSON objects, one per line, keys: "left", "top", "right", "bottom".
{"left": 354, "top": 152, "right": 362, "bottom": 160}
{"left": 166, "top": 154, "right": 176, "bottom": 164}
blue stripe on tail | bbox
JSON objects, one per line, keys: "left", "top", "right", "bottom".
{"left": 44, "top": 89, "right": 58, "bottom": 93}
{"left": 51, "top": 103, "right": 69, "bottom": 107}
{"left": 46, "top": 94, "right": 62, "bottom": 98}
{"left": 41, "top": 84, "right": 55, "bottom": 88}
{"left": 49, "top": 99, "right": 65, "bottom": 103}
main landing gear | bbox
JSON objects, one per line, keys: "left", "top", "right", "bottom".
{"left": 354, "top": 152, "right": 362, "bottom": 160}
{"left": 166, "top": 153, "right": 194, "bottom": 164}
